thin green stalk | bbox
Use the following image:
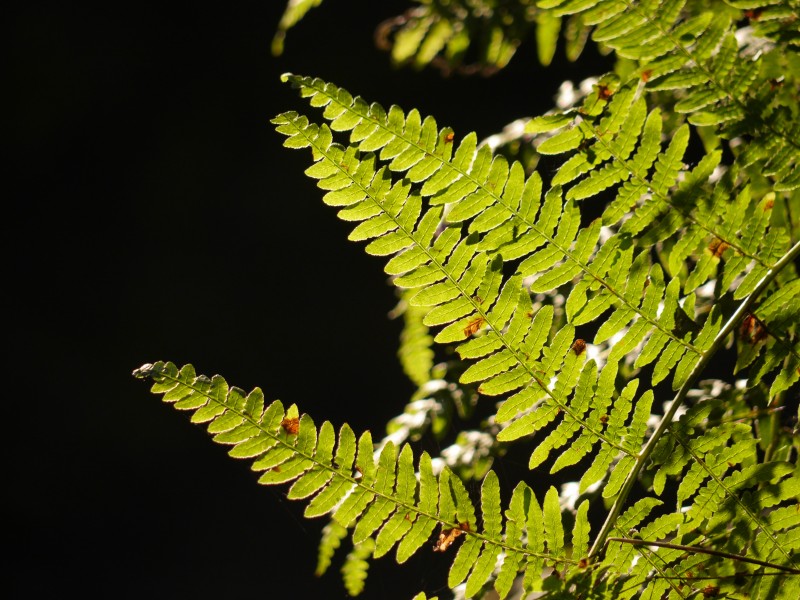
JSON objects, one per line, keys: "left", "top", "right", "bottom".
{"left": 588, "top": 239, "right": 800, "bottom": 559}
{"left": 606, "top": 538, "right": 800, "bottom": 574}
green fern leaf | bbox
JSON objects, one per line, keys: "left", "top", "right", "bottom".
{"left": 448, "top": 535, "right": 483, "bottom": 588}
{"left": 288, "top": 420, "right": 336, "bottom": 499}
{"left": 316, "top": 520, "right": 348, "bottom": 577}
{"left": 352, "top": 442, "right": 398, "bottom": 543}
{"left": 331, "top": 431, "right": 377, "bottom": 527}
{"left": 571, "top": 499, "right": 591, "bottom": 560}
{"left": 137, "top": 362, "right": 594, "bottom": 597}
{"left": 543, "top": 487, "right": 565, "bottom": 559}
{"left": 495, "top": 481, "right": 527, "bottom": 598}
{"left": 464, "top": 472, "right": 502, "bottom": 596}
{"left": 522, "top": 484, "right": 545, "bottom": 592}
{"left": 342, "top": 537, "right": 375, "bottom": 597}
{"left": 129, "top": 2, "right": 800, "bottom": 596}
{"left": 396, "top": 452, "right": 438, "bottom": 563}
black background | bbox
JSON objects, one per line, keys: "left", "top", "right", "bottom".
{"left": 8, "top": 2, "right": 609, "bottom": 598}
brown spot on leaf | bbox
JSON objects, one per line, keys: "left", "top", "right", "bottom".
{"left": 281, "top": 417, "right": 300, "bottom": 435}
{"left": 641, "top": 70, "right": 652, "bottom": 82}
{"left": 740, "top": 313, "right": 768, "bottom": 344}
{"left": 709, "top": 238, "right": 730, "bottom": 258}
{"left": 445, "top": 132, "right": 455, "bottom": 143}
{"left": 571, "top": 339, "right": 587, "bottom": 356}
{"left": 464, "top": 317, "right": 486, "bottom": 337}
{"left": 596, "top": 84, "right": 612, "bottom": 100}
{"left": 744, "top": 8, "right": 763, "bottom": 21}
{"left": 599, "top": 414, "right": 609, "bottom": 425}
{"left": 764, "top": 198, "right": 774, "bottom": 210}
{"left": 578, "top": 557, "right": 589, "bottom": 569}
{"left": 702, "top": 585, "right": 719, "bottom": 598}
{"left": 433, "top": 522, "right": 470, "bottom": 552}
{"left": 272, "top": 465, "right": 282, "bottom": 473}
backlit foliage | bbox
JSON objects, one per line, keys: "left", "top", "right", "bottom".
{"left": 136, "top": 1, "right": 800, "bottom": 598}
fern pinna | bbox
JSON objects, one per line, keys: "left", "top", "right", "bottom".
{"left": 137, "top": 1, "right": 800, "bottom": 597}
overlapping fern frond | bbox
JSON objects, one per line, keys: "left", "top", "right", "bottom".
{"left": 375, "top": 0, "right": 561, "bottom": 74}
{"left": 383, "top": 0, "right": 800, "bottom": 187}
{"left": 272, "top": 0, "right": 325, "bottom": 56}
{"left": 535, "top": 0, "right": 800, "bottom": 191}
{"left": 137, "top": 3, "right": 800, "bottom": 597}
{"left": 272, "top": 73, "right": 792, "bottom": 453}
{"left": 136, "top": 357, "right": 800, "bottom": 597}
{"left": 264, "top": 71, "right": 800, "bottom": 596}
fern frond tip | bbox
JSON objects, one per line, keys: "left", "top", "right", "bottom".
{"left": 133, "top": 362, "right": 158, "bottom": 378}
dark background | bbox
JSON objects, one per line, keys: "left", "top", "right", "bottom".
{"left": 8, "top": 2, "right": 608, "bottom": 598}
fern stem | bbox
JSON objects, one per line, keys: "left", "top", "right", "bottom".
{"left": 606, "top": 538, "right": 800, "bottom": 575}
{"left": 763, "top": 383, "right": 787, "bottom": 464}
{"left": 588, "top": 239, "right": 800, "bottom": 559}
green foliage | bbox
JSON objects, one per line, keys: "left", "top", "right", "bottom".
{"left": 272, "top": 0, "right": 325, "bottom": 56}
{"left": 134, "top": 362, "right": 583, "bottom": 597}
{"left": 135, "top": 1, "right": 800, "bottom": 598}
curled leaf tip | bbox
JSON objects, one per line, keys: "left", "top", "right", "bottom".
{"left": 132, "top": 363, "right": 155, "bottom": 378}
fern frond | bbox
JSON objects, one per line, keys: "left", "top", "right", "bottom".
{"left": 529, "top": 86, "right": 791, "bottom": 307}
{"left": 617, "top": 439, "right": 800, "bottom": 598}
{"left": 130, "top": 2, "right": 800, "bottom": 597}
{"left": 272, "top": 0, "right": 324, "bottom": 56}
{"left": 316, "top": 520, "right": 348, "bottom": 576}
{"left": 143, "top": 360, "right": 800, "bottom": 596}
{"left": 539, "top": 0, "right": 800, "bottom": 190}
{"left": 737, "top": 280, "right": 800, "bottom": 397}
{"left": 342, "top": 537, "right": 374, "bottom": 597}
{"left": 271, "top": 75, "right": 800, "bottom": 551}
{"left": 134, "top": 361, "right": 581, "bottom": 599}
{"left": 392, "top": 291, "right": 435, "bottom": 387}
{"left": 375, "top": 1, "right": 547, "bottom": 75}
{"left": 526, "top": 91, "right": 795, "bottom": 397}
{"left": 277, "top": 74, "right": 692, "bottom": 421}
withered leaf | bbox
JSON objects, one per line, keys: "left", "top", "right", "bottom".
{"left": 433, "top": 523, "right": 470, "bottom": 552}
{"left": 463, "top": 317, "right": 485, "bottom": 338}
{"left": 281, "top": 417, "right": 300, "bottom": 435}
